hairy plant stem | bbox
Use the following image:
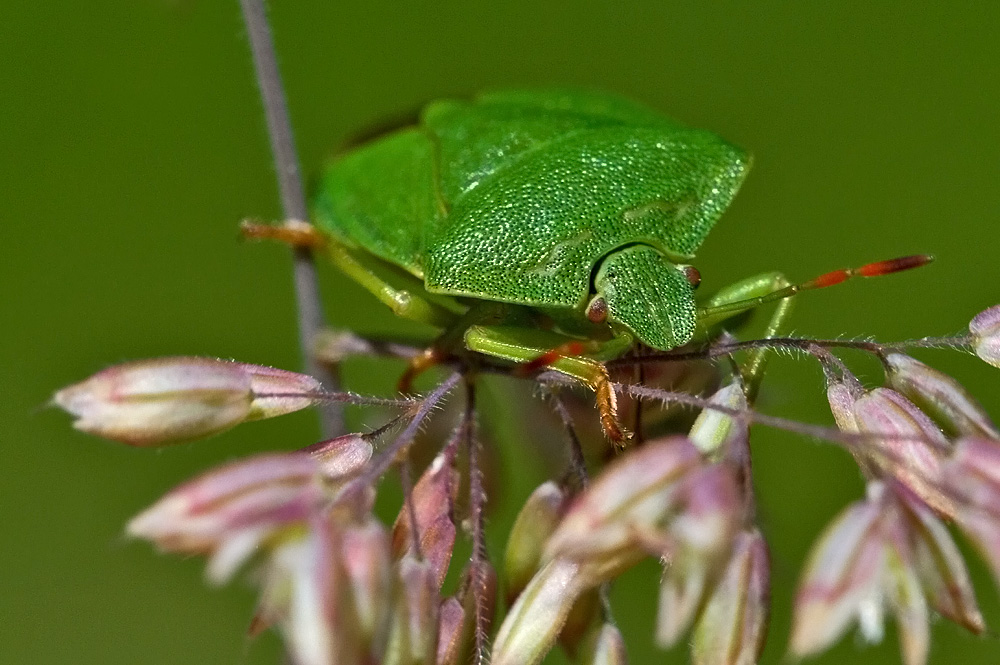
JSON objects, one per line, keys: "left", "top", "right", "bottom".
{"left": 338, "top": 372, "right": 461, "bottom": 506}
{"left": 464, "top": 378, "right": 490, "bottom": 664}
{"left": 545, "top": 389, "right": 589, "bottom": 490}
{"left": 616, "top": 381, "right": 945, "bottom": 473}
{"left": 610, "top": 334, "right": 973, "bottom": 369}
{"left": 238, "top": 0, "right": 341, "bottom": 437}
{"left": 254, "top": 390, "right": 416, "bottom": 408}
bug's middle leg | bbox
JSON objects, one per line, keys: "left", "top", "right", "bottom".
{"left": 464, "top": 324, "right": 633, "bottom": 445}
{"left": 695, "top": 271, "right": 796, "bottom": 397}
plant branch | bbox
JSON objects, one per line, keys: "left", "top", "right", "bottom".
{"left": 337, "top": 372, "right": 462, "bottom": 505}
{"left": 238, "top": 0, "right": 341, "bottom": 437}
{"left": 609, "top": 334, "right": 973, "bottom": 368}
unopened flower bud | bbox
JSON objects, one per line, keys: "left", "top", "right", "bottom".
{"left": 558, "top": 589, "right": 601, "bottom": 656}
{"left": 435, "top": 597, "right": 466, "bottom": 665}
{"left": 827, "top": 379, "right": 953, "bottom": 517}
{"left": 943, "top": 437, "right": 1000, "bottom": 592}
{"left": 436, "top": 561, "right": 498, "bottom": 665}
{"left": 504, "top": 481, "right": 569, "bottom": 605}
{"left": 578, "top": 622, "right": 628, "bottom": 665}
{"left": 54, "top": 357, "right": 321, "bottom": 446}
{"left": 127, "top": 452, "right": 325, "bottom": 583}
{"left": 790, "top": 484, "right": 913, "bottom": 664}
{"left": 692, "top": 529, "right": 770, "bottom": 665}
{"left": 302, "top": 433, "right": 373, "bottom": 479}
{"left": 899, "top": 486, "right": 984, "bottom": 635}
{"left": 688, "top": 382, "right": 748, "bottom": 458}
{"left": 491, "top": 558, "right": 589, "bottom": 665}
{"left": 885, "top": 353, "right": 999, "bottom": 438}
{"left": 241, "top": 363, "right": 324, "bottom": 419}
{"left": 970, "top": 304, "right": 1000, "bottom": 368}
{"left": 826, "top": 379, "right": 862, "bottom": 432}
{"left": 385, "top": 555, "right": 440, "bottom": 665}
{"left": 392, "top": 452, "right": 459, "bottom": 589}
{"left": 656, "top": 465, "right": 741, "bottom": 647}
{"left": 340, "top": 520, "right": 393, "bottom": 653}
{"left": 791, "top": 481, "right": 982, "bottom": 665}
{"left": 545, "top": 437, "right": 703, "bottom": 581}
{"left": 258, "top": 517, "right": 362, "bottom": 665}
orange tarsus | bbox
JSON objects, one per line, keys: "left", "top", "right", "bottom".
{"left": 595, "top": 371, "right": 630, "bottom": 447}
{"left": 240, "top": 220, "right": 328, "bottom": 250}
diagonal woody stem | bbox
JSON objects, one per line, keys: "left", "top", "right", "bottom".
{"left": 238, "top": 0, "right": 342, "bottom": 437}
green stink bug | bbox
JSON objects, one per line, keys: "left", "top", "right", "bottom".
{"left": 316, "top": 88, "right": 748, "bottom": 353}
{"left": 246, "top": 88, "right": 927, "bottom": 442}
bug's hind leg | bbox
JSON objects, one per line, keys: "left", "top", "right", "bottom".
{"left": 464, "top": 325, "right": 633, "bottom": 446}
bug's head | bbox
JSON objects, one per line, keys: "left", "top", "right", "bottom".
{"left": 588, "top": 245, "right": 700, "bottom": 351}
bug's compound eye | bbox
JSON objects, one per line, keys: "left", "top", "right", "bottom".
{"left": 679, "top": 265, "right": 702, "bottom": 289}
{"left": 586, "top": 296, "right": 609, "bottom": 323}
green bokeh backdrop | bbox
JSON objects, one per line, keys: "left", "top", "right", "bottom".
{"left": 3, "top": 2, "right": 998, "bottom": 663}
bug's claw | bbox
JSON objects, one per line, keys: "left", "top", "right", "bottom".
{"left": 595, "top": 373, "right": 631, "bottom": 448}
{"left": 397, "top": 347, "right": 447, "bottom": 393}
{"left": 240, "top": 219, "right": 327, "bottom": 250}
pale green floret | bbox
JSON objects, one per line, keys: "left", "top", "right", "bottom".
{"left": 593, "top": 245, "right": 697, "bottom": 351}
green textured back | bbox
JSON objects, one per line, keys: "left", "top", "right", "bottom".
{"left": 315, "top": 90, "right": 749, "bottom": 305}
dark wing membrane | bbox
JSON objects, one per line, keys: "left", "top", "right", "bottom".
{"left": 424, "top": 125, "right": 749, "bottom": 306}
{"left": 314, "top": 128, "right": 438, "bottom": 277}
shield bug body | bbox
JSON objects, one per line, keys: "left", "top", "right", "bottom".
{"left": 248, "top": 88, "right": 927, "bottom": 442}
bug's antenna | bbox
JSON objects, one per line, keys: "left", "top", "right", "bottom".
{"left": 697, "top": 254, "right": 934, "bottom": 319}
{"left": 238, "top": 0, "right": 341, "bottom": 436}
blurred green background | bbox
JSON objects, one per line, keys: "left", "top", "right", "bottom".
{"left": 3, "top": 1, "right": 999, "bottom": 663}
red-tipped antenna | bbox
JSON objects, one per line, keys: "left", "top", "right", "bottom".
{"left": 697, "top": 254, "right": 934, "bottom": 318}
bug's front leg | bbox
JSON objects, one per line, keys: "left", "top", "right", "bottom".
{"left": 695, "top": 271, "right": 796, "bottom": 396}
{"left": 464, "top": 325, "right": 633, "bottom": 446}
